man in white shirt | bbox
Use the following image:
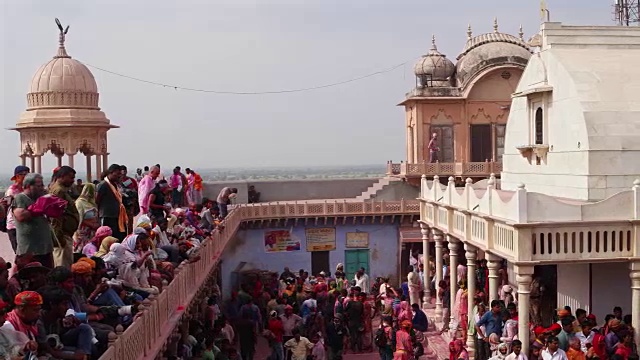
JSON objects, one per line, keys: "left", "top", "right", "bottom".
{"left": 542, "top": 337, "right": 568, "bottom": 360}
{"left": 354, "top": 267, "right": 370, "bottom": 293}
{"left": 407, "top": 265, "right": 422, "bottom": 307}
{"left": 505, "top": 340, "right": 528, "bottom": 360}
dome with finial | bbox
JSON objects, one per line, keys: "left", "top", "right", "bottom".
{"left": 413, "top": 35, "right": 455, "bottom": 87}
{"left": 27, "top": 18, "right": 99, "bottom": 110}
{"left": 455, "top": 18, "right": 531, "bottom": 88}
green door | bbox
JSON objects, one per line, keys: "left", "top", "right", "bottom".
{"left": 344, "top": 249, "right": 370, "bottom": 281}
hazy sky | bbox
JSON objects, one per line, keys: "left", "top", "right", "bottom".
{"left": 0, "top": 0, "right": 611, "bottom": 173}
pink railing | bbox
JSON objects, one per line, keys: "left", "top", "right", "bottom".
{"left": 99, "top": 199, "right": 420, "bottom": 360}
{"left": 386, "top": 161, "right": 502, "bottom": 176}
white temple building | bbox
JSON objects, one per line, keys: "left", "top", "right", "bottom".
{"left": 418, "top": 22, "right": 640, "bottom": 356}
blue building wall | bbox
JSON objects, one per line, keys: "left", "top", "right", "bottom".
{"left": 220, "top": 220, "right": 400, "bottom": 296}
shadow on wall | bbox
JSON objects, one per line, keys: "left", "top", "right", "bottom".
{"left": 202, "top": 178, "right": 379, "bottom": 203}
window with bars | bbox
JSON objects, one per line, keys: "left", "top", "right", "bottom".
{"left": 535, "top": 107, "right": 544, "bottom": 144}
{"left": 495, "top": 124, "right": 506, "bottom": 161}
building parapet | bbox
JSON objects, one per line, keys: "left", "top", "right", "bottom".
{"left": 100, "top": 199, "right": 420, "bottom": 360}
{"left": 387, "top": 161, "right": 502, "bottom": 177}
{"left": 419, "top": 175, "right": 640, "bottom": 264}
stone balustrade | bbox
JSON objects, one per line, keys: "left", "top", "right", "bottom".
{"left": 419, "top": 175, "right": 640, "bottom": 263}
{"left": 99, "top": 199, "right": 420, "bottom": 360}
{"left": 386, "top": 161, "right": 502, "bottom": 177}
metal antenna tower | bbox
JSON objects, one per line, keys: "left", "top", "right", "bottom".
{"left": 614, "top": 0, "right": 640, "bottom": 26}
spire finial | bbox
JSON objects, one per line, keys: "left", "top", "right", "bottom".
{"left": 467, "top": 24, "right": 473, "bottom": 40}
{"left": 54, "top": 18, "right": 71, "bottom": 59}
{"left": 519, "top": 24, "right": 524, "bottom": 40}
{"left": 430, "top": 34, "right": 438, "bottom": 51}
{"left": 493, "top": 17, "right": 499, "bottom": 33}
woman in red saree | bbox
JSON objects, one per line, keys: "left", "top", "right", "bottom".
{"left": 360, "top": 292, "right": 376, "bottom": 351}
{"left": 394, "top": 320, "right": 414, "bottom": 360}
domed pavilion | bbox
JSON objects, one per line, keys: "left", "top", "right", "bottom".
{"left": 10, "top": 19, "right": 118, "bottom": 181}
{"left": 391, "top": 19, "right": 531, "bottom": 184}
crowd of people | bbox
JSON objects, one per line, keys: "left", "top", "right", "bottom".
{"left": 179, "top": 264, "right": 433, "bottom": 360}
{"left": 412, "top": 248, "right": 640, "bottom": 360}
{"left": 0, "top": 163, "right": 238, "bottom": 359}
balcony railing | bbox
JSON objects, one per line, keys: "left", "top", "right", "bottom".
{"left": 419, "top": 175, "right": 640, "bottom": 264}
{"left": 386, "top": 161, "right": 503, "bottom": 177}
{"left": 99, "top": 199, "right": 420, "bottom": 360}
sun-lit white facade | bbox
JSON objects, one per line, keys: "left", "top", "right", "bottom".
{"left": 419, "top": 22, "right": 640, "bottom": 356}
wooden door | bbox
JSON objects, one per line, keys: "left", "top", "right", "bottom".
{"left": 429, "top": 125, "right": 454, "bottom": 162}
{"left": 470, "top": 124, "right": 493, "bottom": 162}
{"left": 311, "top": 251, "right": 330, "bottom": 277}
{"left": 345, "top": 249, "right": 370, "bottom": 281}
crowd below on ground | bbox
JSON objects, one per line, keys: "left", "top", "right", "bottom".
{"left": 0, "top": 163, "right": 242, "bottom": 359}
{"left": 178, "top": 263, "right": 432, "bottom": 360}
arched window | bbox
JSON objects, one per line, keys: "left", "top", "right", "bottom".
{"left": 535, "top": 107, "right": 544, "bottom": 144}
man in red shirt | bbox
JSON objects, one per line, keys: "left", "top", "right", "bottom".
{"left": 267, "top": 310, "right": 285, "bottom": 360}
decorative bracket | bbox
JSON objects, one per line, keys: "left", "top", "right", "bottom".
{"left": 532, "top": 144, "right": 549, "bottom": 159}
{"left": 516, "top": 145, "right": 534, "bottom": 158}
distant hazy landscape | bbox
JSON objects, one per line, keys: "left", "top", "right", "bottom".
{"left": 0, "top": 164, "right": 386, "bottom": 190}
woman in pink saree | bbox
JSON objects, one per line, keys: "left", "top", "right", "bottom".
{"left": 397, "top": 301, "right": 412, "bottom": 323}
{"left": 394, "top": 320, "right": 414, "bottom": 360}
{"left": 450, "top": 339, "right": 469, "bottom": 360}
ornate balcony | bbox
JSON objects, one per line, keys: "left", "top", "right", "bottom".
{"left": 419, "top": 175, "right": 640, "bottom": 264}
{"left": 386, "top": 161, "right": 503, "bottom": 177}
{"left": 99, "top": 199, "right": 420, "bottom": 360}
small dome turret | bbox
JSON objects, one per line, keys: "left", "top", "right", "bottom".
{"left": 413, "top": 35, "right": 455, "bottom": 88}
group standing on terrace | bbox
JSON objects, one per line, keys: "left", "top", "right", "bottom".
{"left": 0, "top": 163, "right": 235, "bottom": 359}
{"left": 410, "top": 249, "right": 639, "bottom": 360}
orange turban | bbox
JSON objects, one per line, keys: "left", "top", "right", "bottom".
{"left": 78, "top": 257, "right": 96, "bottom": 269}
{"left": 71, "top": 261, "right": 92, "bottom": 275}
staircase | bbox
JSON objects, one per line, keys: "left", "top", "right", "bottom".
{"left": 355, "top": 177, "right": 401, "bottom": 201}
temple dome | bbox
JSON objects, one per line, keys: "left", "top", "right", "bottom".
{"left": 456, "top": 21, "right": 531, "bottom": 88}
{"left": 26, "top": 29, "right": 100, "bottom": 110}
{"left": 414, "top": 36, "right": 455, "bottom": 79}
{"left": 414, "top": 35, "right": 455, "bottom": 87}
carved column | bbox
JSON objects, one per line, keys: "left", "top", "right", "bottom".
{"left": 95, "top": 154, "right": 103, "bottom": 181}
{"left": 465, "top": 243, "right": 478, "bottom": 355}
{"left": 448, "top": 235, "right": 460, "bottom": 331}
{"left": 516, "top": 265, "right": 534, "bottom": 356}
{"left": 420, "top": 223, "right": 431, "bottom": 308}
{"left": 35, "top": 155, "right": 42, "bottom": 175}
{"left": 630, "top": 261, "right": 640, "bottom": 349}
{"left": 487, "top": 253, "right": 502, "bottom": 303}
{"left": 20, "top": 155, "right": 26, "bottom": 167}
{"left": 103, "top": 152, "right": 109, "bottom": 172}
{"left": 29, "top": 156, "right": 35, "bottom": 172}
{"left": 86, "top": 154, "right": 93, "bottom": 183}
{"left": 67, "top": 154, "right": 74, "bottom": 168}
{"left": 433, "top": 228, "right": 444, "bottom": 323}
{"left": 56, "top": 156, "right": 62, "bottom": 168}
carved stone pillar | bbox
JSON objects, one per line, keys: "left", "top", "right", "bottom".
{"left": 29, "top": 156, "right": 35, "bottom": 172}
{"left": 103, "top": 152, "right": 109, "bottom": 172}
{"left": 56, "top": 156, "right": 62, "bottom": 168}
{"left": 35, "top": 155, "right": 42, "bottom": 175}
{"left": 465, "top": 243, "right": 478, "bottom": 355}
{"left": 86, "top": 154, "right": 93, "bottom": 183}
{"left": 630, "top": 261, "right": 640, "bottom": 349}
{"left": 516, "top": 265, "right": 534, "bottom": 356}
{"left": 433, "top": 228, "right": 444, "bottom": 323}
{"left": 95, "top": 154, "right": 103, "bottom": 181}
{"left": 487, "top": 253, "right": 502, "bottom": 303}
{"left": 448, "top": 235, "right": 460, "bottom": 331}
{"left": 420, "top": 223, "right": 432, "bottom": 308}
{"left": 67, "top": 154, "right": 74, "bottom": 168}
{"left": 20, "top": 155, "right": 26, "bottom": 167}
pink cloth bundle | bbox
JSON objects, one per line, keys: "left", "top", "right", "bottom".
{"left": 27, "top": 194, "right": 68, "bottom": 218}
